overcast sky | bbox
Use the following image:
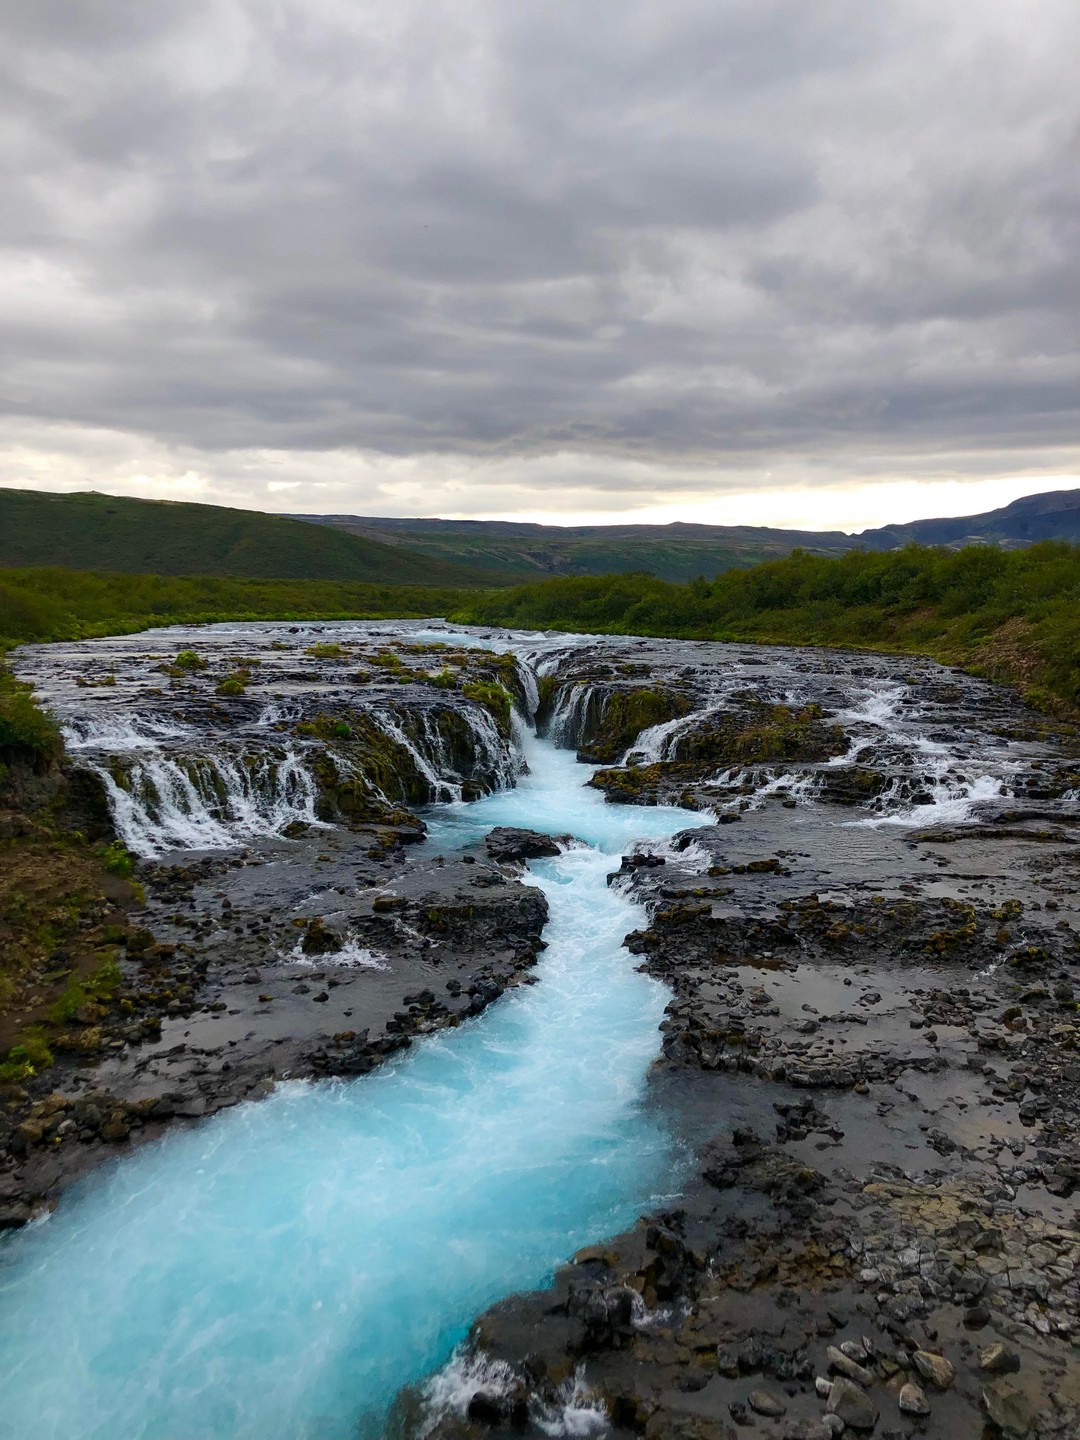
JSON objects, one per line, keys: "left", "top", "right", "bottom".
{"left": 1, "top": 0, "right": 1078, "bottom": 530}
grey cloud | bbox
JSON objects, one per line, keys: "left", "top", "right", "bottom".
{"left": 0, "top": 0, "right": 1078, "bottom": 494}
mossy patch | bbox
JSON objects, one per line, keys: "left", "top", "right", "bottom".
{"left": 670, "top": 703, "right": 847, "bottom": 766}
{"left": 576, "top": 686, "right": 692, "bottom": 763}
{"left": 461, "top": 681, "right": 513, "bottom": 735}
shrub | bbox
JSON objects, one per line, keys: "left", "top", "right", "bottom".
{"left": 101, "top": 840, "right": 135, "bottom": 878}
{"left": 0, "top": 670, "right": 61, "bottom": 765}
{"left": 174, "top": 649, "right": 206, "bottom": 671}
{"left": 0, "top": 1030, "right": 54, "bottom": 1083}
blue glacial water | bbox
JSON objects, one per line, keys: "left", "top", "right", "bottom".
{"left": 0, "top": 731, "right": 708, "bottom": 1440}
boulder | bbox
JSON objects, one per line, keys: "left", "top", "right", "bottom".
{"left": 826, "top": 1376, "right": 878, "bottom": 1431}
{"left": 911, "top": 1350, "right": 956, "bottom": 1390}
{"left": 981, "top": 1380, "right": 1033, "bottom": 1437}
{"left": 978, "top": 1342, "right": 1020, "bottom": 1375}
{"left": 484, "top": 827, "right": 566, "bottom": 863}
{"left": 899, "top": 1381, "right": 930, "bottom": 1416}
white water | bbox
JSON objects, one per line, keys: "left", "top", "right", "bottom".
{"left": 0, "top": 732, "right": 708, "bottom": 1440}
{"left": 87, "top": 748, "right": 325, "bottom": 857}
{"left": 74, "top": 698, "right": 519, "bottom": 859}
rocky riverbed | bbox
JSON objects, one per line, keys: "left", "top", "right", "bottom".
{"left": 403, "top": 638, "right": 1080, "bottom": 1440}
{"left": 4, "top": 622, "right": 1080, "bottom": 1440}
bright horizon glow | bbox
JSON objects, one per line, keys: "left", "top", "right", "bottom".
{"left": 4, "top": 470, "right": 1079, "bottom": 536}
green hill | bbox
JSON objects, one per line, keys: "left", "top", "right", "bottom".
{"left": 291, "top": 515, "right": 856, "bottom": 583}
{"left": 0, "top": 489, "right": 505, "bottom": 586}
{"left": 294, "top": 487, "right": 1080, "bottom": 582}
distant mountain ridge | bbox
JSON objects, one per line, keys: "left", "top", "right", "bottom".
{"left": 2, "top": 484, "right": 1078, "bottom": 590}
{"left": 862, "top": 487, "right": 1080, "bottom": 549}
{"left": 292, "top": 487, "right": 1080, "bottom": 584}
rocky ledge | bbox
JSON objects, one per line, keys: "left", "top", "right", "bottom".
{"left": 404, "top": 642, "right": 1080, "bottom": 1440}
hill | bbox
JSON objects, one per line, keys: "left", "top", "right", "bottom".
{"left": 862, "top": 487, "right": 1080, "bottom": 549}
{"left": 294, "top": 487, "right": 1080, "bottom": 582}
{"left": 290, "top": 515, "right": 855, "bottom": 583}
{"left": 0, "top": 489, "right": 505, "bottom": 586}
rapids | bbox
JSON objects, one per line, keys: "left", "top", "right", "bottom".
{"left": 0, "top": 728, "right": 708, "bottom": 1440}
{"left": 5, "top": 617, "right": 1075, "bottom": 1440}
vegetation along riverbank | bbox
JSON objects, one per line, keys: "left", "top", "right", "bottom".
{"left": 4, "top": 541, "right": 1080, "bottom": 714}
{"left": 453, "top": 542, "right": 1080, "bottom": 715}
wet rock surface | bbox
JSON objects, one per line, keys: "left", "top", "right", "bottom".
{"left": 1, "top": 624, "right": 547, "bottom": 1221}
{"left": 408, "top": 637, "right": 1080, "bottom": 1440}
{"left": 6, "top": 623, "right": 1080, "bottom": 1437}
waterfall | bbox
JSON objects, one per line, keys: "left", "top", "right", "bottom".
{"left": 87, "top": 748, "right": 323, "bottom": 857}
{"left": 623, "top": 704, "right": 719, "bottom": 765}
{"left": 546, "top": 683, "right": 605, "bottom": 748}
{"left": 59, "top": 664, "right": 528, "bottom": 857}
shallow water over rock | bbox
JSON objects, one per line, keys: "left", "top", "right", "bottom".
{"left": 6, "top": 621, "right": 1080, "bottom": 1440}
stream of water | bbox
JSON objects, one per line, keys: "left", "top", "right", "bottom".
{"left": 0, "top": 727, "right": 707, "bottom": 1440}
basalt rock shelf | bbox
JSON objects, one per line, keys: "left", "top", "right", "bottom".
{"left": 3, "top": 622, "right": 1080, "bottom": 1440}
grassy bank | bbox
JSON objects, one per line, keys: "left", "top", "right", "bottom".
{"left": 451, "top": 541, "right": 1080, "bottom": 712}
{"left": 0, "top": 567, "right": 475, "bottom": 649}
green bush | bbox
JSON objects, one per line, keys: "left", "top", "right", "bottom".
{"left": 452, "top": 542, "right": 1080, "bottom": 713}
{"left": 215, "top": 674, "right": 247, "bottom": 696}
{"left": 174, "top": 649, "right": 206, "bottom": 671}
{"left": 0, "top": 1030, "right": 54, "bottom": 1083}
{"left": 101, "top": 840, "right": 134, "bottom": 878}
{"left": 0, "top": 670, "right": 61, "bottom": 765}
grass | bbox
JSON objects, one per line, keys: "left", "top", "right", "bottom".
{"left": 0, "top": 488, "right": 510, "bottom": 586}
{"left": 0, "top": 567, "right": 477, "bottom": 650}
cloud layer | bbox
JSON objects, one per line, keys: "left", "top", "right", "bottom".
{"left": 2, "top": 0, "right": 1078, "bottom": 520}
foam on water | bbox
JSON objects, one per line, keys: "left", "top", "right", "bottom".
{"left": 88, "top": 748, "right": 325, "bottom": 858}
{"left": 0, "top": 733, "right": 708, "bottom": 1440}
{"left": 857, "top": 771, "right": 1007, "bottom": 828}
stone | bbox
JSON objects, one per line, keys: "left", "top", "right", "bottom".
{"left": 978, "top": 1341, "right": 1020, "bottom": 1374}
{"left": 898, "top": 1382, "right": 930, "bottom": 1416}
{"left": 911, "top": 1350, "right": 955, "bottom": 1389}
{"left": 748, "top": 1389, "right": 787, "bottom": 1418}
{"left": 981, "top": 1380, "right": 1033, "bottom": 1437}
{"left": 827, "top": 1376, "right": 878, "bottom": 1432}
{"left": 484, "top": 827, "right": 564, "bottom": 863}
{"left": 827, "top": 1346, "right": 875, "bottom": 1387}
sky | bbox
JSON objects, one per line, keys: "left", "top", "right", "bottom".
{"left": 1, "top": 0, "right": 1078, "bottom": 532}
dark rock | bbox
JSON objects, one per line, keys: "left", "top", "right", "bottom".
{"left": 981, "top": 1380, "right": 1033, "bottom": 1437}
{"left": 827, "top": 1376, "right": 878, "bottom": 1431}
{"left": 484, "top": 828, "right": 565, "bottom": 863}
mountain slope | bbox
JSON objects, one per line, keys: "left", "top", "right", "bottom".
{"left": 862, "top": 487, "right": 1080, "bottom": 549}
{"left": 295, "top": 487, "right": 1080, "bottom": 582}
{"left": 291, "top": 515, "right": 856, "bottom": 583}
{"left": 0, "top": 490, "right": 505, "bottom": 585}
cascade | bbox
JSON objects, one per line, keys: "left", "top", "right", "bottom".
{"left": 546, "top": 683, "right": 606, "bottom": 748}
{"left": 0, "top": 722, "right": 710, "bottom": 1440}
{"left": 62, "top": 680, "right": 527, "bottom": 859}
{"left": 85, "top": 747, "right": 324, "bottom": 857}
